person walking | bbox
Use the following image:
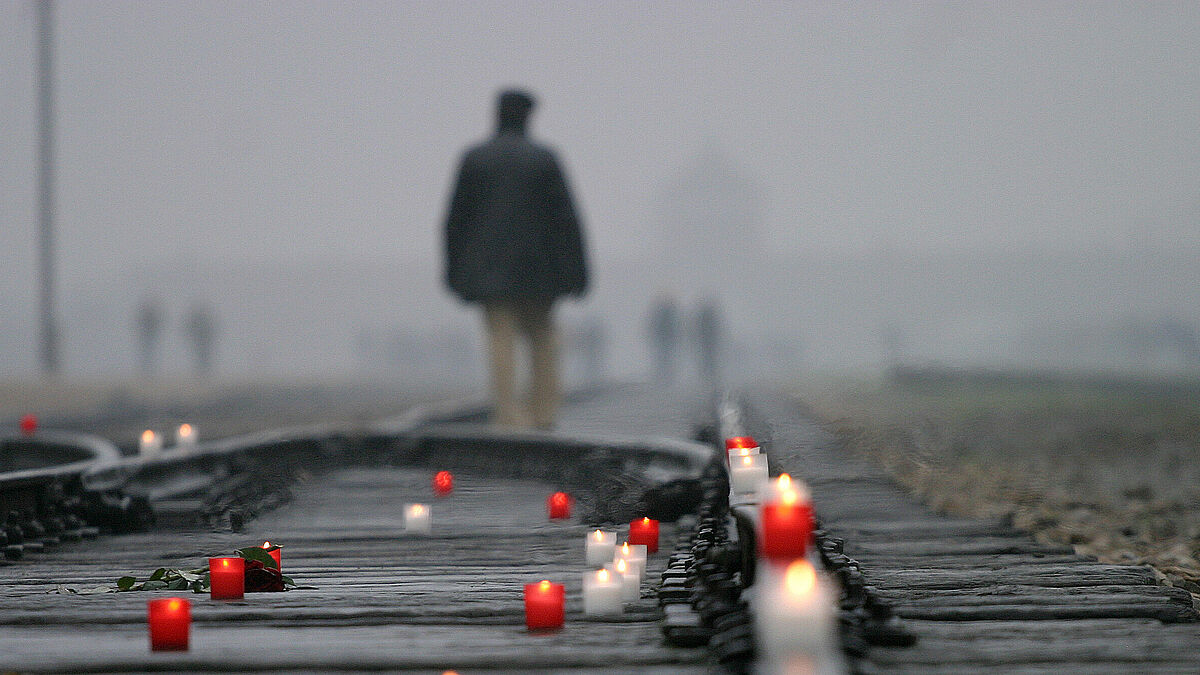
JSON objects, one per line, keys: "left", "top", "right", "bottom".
{"left": 647, "top": 294, "right": 681, "bottom": 384}
{"left": 443, "top": 89, "right": 589, "bottom": 429}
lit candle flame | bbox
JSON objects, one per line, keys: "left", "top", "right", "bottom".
{"left": 621, "top": 542, "right": 630, "bottom": 556}
{"left": 616, "top": 559, "right": 627, "bottom": 574}
{"left": 262, "top": 541, "right": 271, "bottom": 549}
{"left": 411, "top": 504, "right": 425, "bottom": 516}
{"left": 178, "top": 423, "right": 193, "bottom": 437}
{"left": 597, "top": 569, "right": 609, "bottom": 583}
{"left": 593, "top": 529, "right": 604, "bottom": 541}
{"left": 779, "top": 474, "right": 791, "bottom": 489}
{"left": 142, "top": 429, "right": 156, "bottom": 443}
{"left": 742, "top": 455, "right": 754, "bottom": 466}
{"left": 784, "top": 560, "right": 817, "bottom": 597}
{"left": 642, "top": 517, "right": 651, "bottom": 525}
{"left": 781, "top": 489, "right": 797, "bottom": 505}
{"left": 168, "top": 598, "right": 181, "bottom": 611}
{"left": 539, "top": 580, "right": 551, "bottom": 591}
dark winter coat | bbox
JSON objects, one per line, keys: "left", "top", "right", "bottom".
{"left": 443, "top": 125, "right": 588, "bottom": 304}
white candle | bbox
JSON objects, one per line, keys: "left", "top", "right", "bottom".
{"left": 582, "top": 567, "right": 623, "bottom": 616}
{"left": 614, "top": 557, "right": 639, "bottom": 602}
{"left": 754, "top": 560, "right": 837, "bottom": 660}
{"left": 613, "top": 542, "right": 647, "bottom": 580}
{"left": 761, "top": 473, "right": 811, "bottom": 505}
{"left": 584, "top": 529, "right": 616, "bottom": 567}
{"left": 729, "top": 446, "right": 761, "bottom": 460}
{"left": 404, "top": 503, "right": 431, "bottom": 534}
{"left": 138, "top": 429, "right": 163, "bottom": 456}
{"left": 174, "top": 423, "right": 198, "bottom": 450}
{"left": 730, "top": 453, "right": 769, "bottom": 495}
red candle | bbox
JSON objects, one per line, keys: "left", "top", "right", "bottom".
{"left": 725, "top": 436, "right": 757, "bottom": 450}
{"left": 524, "top": 579, "right": 565, "bottom": 630}
{"left": 759, "top": 502, "right": 814, "bottom": 560}
{"left": 433, "top": 470, "right": 453, "bottom": 497}
{"left": 261, "top": 541, "right": 282, "bottom": 569}
{"left": 147, "top": 597, "right": 191, "bottom": 651}
{"left": 628, "top": 517, "right": 659, "bottom": 554}
{"left": 19, "top": 414, "right": 38, "bottom": 437}
{"left": 209, "top": 557, "right": 244, "bottom": 600}
{"left": 725, "top": 435, "right": 759, "bottom": 463}
{"left": 547, "top": 492, "right": 572, "bottom": 520}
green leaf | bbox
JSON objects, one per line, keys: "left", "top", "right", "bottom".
{"left": 177, "top": 570, "right": 202, "bottom": 582}
{"left": 167, "top": 578, "right": 188, "bottom": 590}
{"left": 280, "top": 574, "right": 295, "bottom": 586}
{"left": 148, "top": 568, "right": 167, "bottom": 581}
{"left": 117, "top": 576, "right": 137, "bottom": 591}
{"left": 238, "top": 546, "right": 278, "bottom": 569}
{"left": 141, "top": 580, "right": 168, "bottom": 591}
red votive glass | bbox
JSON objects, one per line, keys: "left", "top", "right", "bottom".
{"left": 524, "top": 579, "right": 565, "bottom": 630}
{"left": 260, "top": 541, "right": 282, "bottom": 569}
{"left": 759, "top": 502, "right": 815, "bottom": 560}
{"left": 547, "top": 492, "right": 572, "bottom": 520}
{"left": 433, "top": 470, "right": 454, "bottom": 497}
{"left": 628, "top": 517, "right": 659, "bottom": 554}
{"left": 209, "top": 556, "right": 244, "bottom": 600}
{"left": 19, "top": 414, "right": 38, "bottom": 436}
{"left": 725, "top": 435, "right": 759, "bottom": 463}
{"left": 147, "top": 597, "right": 191, "bottom": 651}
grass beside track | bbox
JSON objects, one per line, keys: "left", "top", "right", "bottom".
{"left": 799, "top": 368, "right": 1200, "bottom": 598}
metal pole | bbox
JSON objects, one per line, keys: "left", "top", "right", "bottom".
{"left": 37, "top": 0, "right": 59, "bottom": 375}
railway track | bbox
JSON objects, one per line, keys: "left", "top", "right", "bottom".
{"left": 1, "top": 385, "right": 1197, "bottom": 673}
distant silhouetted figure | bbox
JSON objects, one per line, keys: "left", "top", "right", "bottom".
{"left": 695, "top": 299, "right": 723, "bottom": 386}
{"left": 134, "top": 298, "right": 164, "bottom": 376}
{"left": 647, "top": 295, "right": 681, "bottom": 383}
{"left": 444, "top": 89, "right": 588, "bottom": 429}
{"left": 183, "top": 303, "right": 217, "bottom": 376}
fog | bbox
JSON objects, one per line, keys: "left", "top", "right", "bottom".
{"left": 3, "top": 2, "right": 1199, "bottom": 384}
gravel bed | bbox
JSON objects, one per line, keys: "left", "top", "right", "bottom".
{"left": 800, "top": 371, "right": 1200, "bottom": 598}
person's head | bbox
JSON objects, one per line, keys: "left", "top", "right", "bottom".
{"left": 496, "top": 88, "right": 535, "bottom": 134}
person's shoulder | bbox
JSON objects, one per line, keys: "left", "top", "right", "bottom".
{"left": 526, "top": 136, "right": 558, "bottom": 154}
{"left": 525, "top": 138, "right": 565, "bottom": 165}
{"left": 461, "top": 138, "right": 494, "bottom": 159}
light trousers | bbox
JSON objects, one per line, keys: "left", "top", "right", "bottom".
{"left": 482, "top": 301, "right": 560, "bottom": 429}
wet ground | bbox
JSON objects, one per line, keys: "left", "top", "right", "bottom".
{"left": 802, "top": 371, "right": 1200, "bottom": 599}
{"left": 3, "top": 379, "right": 1199, "bottom": 672}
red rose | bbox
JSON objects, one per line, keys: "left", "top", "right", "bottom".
{"left": 243, "top": 559, "right": 285, "bottom": 592}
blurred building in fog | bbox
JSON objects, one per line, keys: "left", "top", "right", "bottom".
{"left": 651, "top": 147, "right": 766, "bottom": 294}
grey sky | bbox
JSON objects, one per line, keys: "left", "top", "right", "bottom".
{"left": 2, "top": 1, "right": 1199, "bottom": 376}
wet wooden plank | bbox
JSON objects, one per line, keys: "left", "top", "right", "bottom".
{"left": 854, "top": 553, "right": 1093, "bottom": 569}
{"left": 827, "top": 518, "right": 1022, "bottom": 540}
{"left": 845, "top": 538, "right": 1077, "bottom": 557}
{"left": 744, "top": 391, "right": 1200, "bottom": 671}
{"left": 895, "top": 602, "right": 1196, "bottom": 623}
{"left": 0, "top": 623, "right": 708, "bottom": 673}
{"left": 866, "top": 564, "right": 1158, "bottom": 591}
{"left": 867, "top": 620, "right": 1200, "bottom": 667}
{"left": 0, "top": 465, "right": 698, "bottom": 672}
{"left": 871, "top": 583, "right": 1195, "bottom": 604}
{"left": 880, "top": 586, "right": 1194, "bottom": 608}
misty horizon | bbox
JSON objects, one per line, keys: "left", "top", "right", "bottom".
{"left": 2, "top": 2, "right": 1198, "bottom": 380}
